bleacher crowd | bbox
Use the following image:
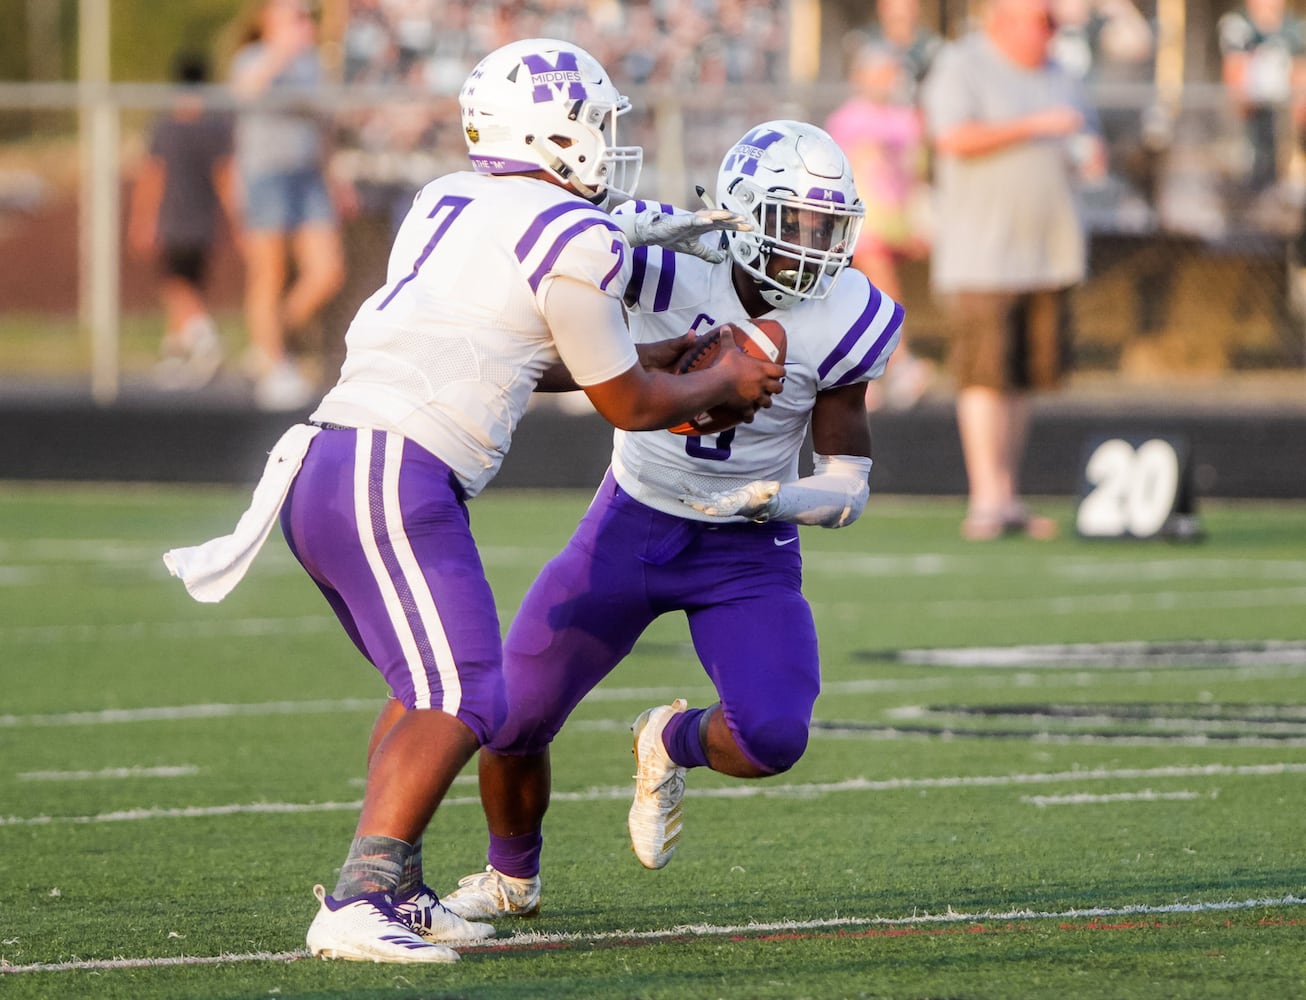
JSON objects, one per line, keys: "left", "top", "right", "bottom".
{"left": 339, "top": 0, "right": 790, "bottom": 92}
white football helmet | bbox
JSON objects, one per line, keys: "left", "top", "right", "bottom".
{"left": 715, "top": 121, "right": 864, "bottom": 308}
{"left": 459, "top": 38, "right": 642, "bottom": 202}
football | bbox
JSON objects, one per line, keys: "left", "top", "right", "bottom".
{"left": 668, "top": 318, "right": 787, "bottom": 436}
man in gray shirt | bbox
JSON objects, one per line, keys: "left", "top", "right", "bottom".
{"left": 921, "top": 0, "right": 1104, "bottom": 541}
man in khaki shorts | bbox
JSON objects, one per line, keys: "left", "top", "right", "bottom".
{"left": 922, "top": 0, "right": 1105, "bottom": 540}
{"left": 951, "top": 289, "right": 1070, "bottom": 394}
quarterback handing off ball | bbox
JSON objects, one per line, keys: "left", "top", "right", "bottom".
{"left": 669, "top": 319, "right": 787, "bottom": 435}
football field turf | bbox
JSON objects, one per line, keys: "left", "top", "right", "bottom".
{"left": 2, "top": 483, "right": 1304, "bottom": 998}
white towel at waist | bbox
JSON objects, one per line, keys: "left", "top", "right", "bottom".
{"left": 163, "top": 423, "right": 322, "bottom": 603}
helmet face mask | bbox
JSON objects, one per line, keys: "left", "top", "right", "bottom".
{"left": 716, "top": 121, "right": 864, "bottom": 309}
{"left": 460, "top": 38, "right": 642, "bottom": 201}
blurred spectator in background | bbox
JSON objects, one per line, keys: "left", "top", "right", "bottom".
{"left": 230, "top": 0, "right": 349, "bottom": 411}
{"left": 862, "top": 0, "right": 943, "bottom": 100}
{"left": 1219, "top": 0, "right": 1306, "bottom": 202}
{"left": 1050, "top": 0, "right": 1153, "bottom": 87}
{"left": 922, "top": 0, "right": 1105, "bottom": 541}
{"left": 617, "top": 3, "right": 671, "bottom": 84}
{"left": 826, "top": 42, "right": 935, "bottom": 411}
{"left": 338, "top": 0, "right": 789, "bottom": 92}
{"left": 128, "top": 52, "right": 238, "bottom": 391}
{"left": 330, "top": 0, "right": 789, "bottom": 265}
{"left": 1050, "top": 0, "right": 1156, "bottom": 207}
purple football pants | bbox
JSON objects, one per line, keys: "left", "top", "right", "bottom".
{"left": 279, "top": 427, "right": 505, "bottom": 744}
{"left": 492, "top": 471, "right": 820, "bottom": 774}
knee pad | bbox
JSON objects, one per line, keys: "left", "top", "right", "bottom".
{"left": 736, "top": 716, "right": 810, "bottom": 775}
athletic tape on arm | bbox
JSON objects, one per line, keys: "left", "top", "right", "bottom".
{"left": 767, "top": 454, "right": 872, "bottom": 527}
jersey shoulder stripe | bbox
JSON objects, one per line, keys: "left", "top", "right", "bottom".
{"left": 624, "top": 201, "right": 681, "bottom": 312}
{"left": 652, "top": 242, "right": 677, "bottom": 311}
{"left": 628, "top": 243, "right": 680, "bottom": 311}
{"left": 830, "top": 299, "right": 905, "bottom": 387}
{"left": 815, "top": 280, "right": 906, "bottom": 387}
{"left": 629, "top": 244, "right": 650, "bottom": 303}
{"left": 513, "top": 201, "right": 594, "bottom": 261}
{"left": 524, "top": 215, "right": 623, "bottom": 292}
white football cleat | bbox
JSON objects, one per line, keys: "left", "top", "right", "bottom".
{"left": 441, "top": 865, "right": 542, "bottom": 920}
{"left": 305, "top": 884, "right": 460, "bottom": 963}
{"left": 628, "top": 698, "right": 688, "bottom": 869}
{"left": 395, "top": 883, "right": 496, "bottom": 941}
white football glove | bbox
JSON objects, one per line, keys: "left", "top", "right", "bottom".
{"left": 679, "top": 480, "right": 781, "bottom": 521}
{"left": 623, "top": 207, "right": 752, "bottom": 263}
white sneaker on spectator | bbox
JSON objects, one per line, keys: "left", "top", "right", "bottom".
{"left": 180, "top": 316, "right": 224, "bottom": 389}
{"left": 153, "top": 316, "right": 223, "bottom": 391}
{"left": 885, "top": 354, "right": 935, "bottom": 411}
{"left": 254, "top": 360, "right": 315, "bottom": 411}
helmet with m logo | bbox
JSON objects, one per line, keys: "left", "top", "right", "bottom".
{"left": 715, "top": 121, "right": 864, "bottom": 309}
{"left": 459, "top": 38, "right": 642, "bottom": 202}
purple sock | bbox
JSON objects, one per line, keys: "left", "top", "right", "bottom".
{"left": 487, "top": 830, "right": 544, "bottom": 879}
{"left": 663, "top": 707, "right": 711, "bottom": 768}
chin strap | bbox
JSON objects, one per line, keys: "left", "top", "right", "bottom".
{"left": 679, "top": 454, "right": 872, "bottom": 528}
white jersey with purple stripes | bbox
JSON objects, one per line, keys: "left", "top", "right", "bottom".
{"left": 312, "top": 171, "right": 636, "bottom": 498}
{"left": 610, "top": 202, "right": 904, "bottom": 521}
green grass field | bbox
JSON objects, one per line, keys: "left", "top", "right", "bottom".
{"left": 2, "top": 484, "right": 1304, "bottom": 999}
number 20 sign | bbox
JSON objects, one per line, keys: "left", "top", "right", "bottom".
{"left": 1075, "top": 436, "right": 1201, "bottom": 540}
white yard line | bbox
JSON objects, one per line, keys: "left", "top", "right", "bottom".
{"left": 886, "top": 639, "right": 1306, "bottom": 668}
{"left": 1021, "top": 789, "right": 1209, "bottom": 807}
{"left": 1052, "top": 558, "right": 1306, "bottom": 582}
{"left": 2, "top": 894, "right": 1303, "bottom": 974}
{"left": 18, "top": 766, "right": 197, "bottom": 782}
{"left": 347, "top": 773, "right": 477, "bottom": 788}
{"left": 0, "top": 538, "right": 554, "bottom": 567}
{"left": 0, "top": 615, "right": 336, "bottom": 646}
{"left": 0, "top": 697, "right": 380, "bottom": 728}
{"left": 811, "top": 727, "right": 1306, "bottom": 748}
{"left": 2, "top": 762, "right": 1302, "bottom": 827}
{"left": 913, "top": 586, "right": 1306, "bottom": 618}
{"left": 7, "top": 655, "right": 1306, "bottom": 729}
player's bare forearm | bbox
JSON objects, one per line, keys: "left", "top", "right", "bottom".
{"left": 811, "top": 382, "right": 872, "bottom": 459}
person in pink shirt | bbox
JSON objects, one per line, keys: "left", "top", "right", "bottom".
{"left": 827, "top": 42, "right": 935, "bottom": 410}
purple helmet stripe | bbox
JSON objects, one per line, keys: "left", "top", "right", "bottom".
{"left": 806, "top": 187, "right": 847, "bottom": 204}
{"left": 469, "top": 154, "right": 540, "bottom": 176}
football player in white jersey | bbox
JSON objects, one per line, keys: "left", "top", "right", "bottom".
{"left": 163, "top": 39, "right": 783, "bottom": 964}
{"left": 440, "top": 121, "right": 904, "bottom": 921}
